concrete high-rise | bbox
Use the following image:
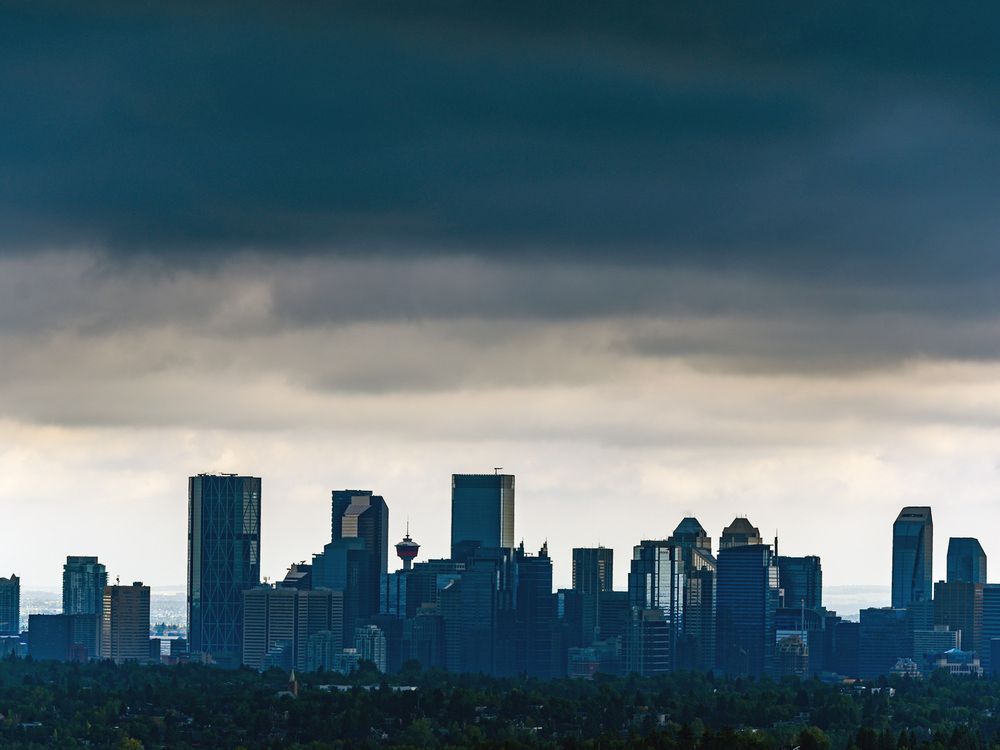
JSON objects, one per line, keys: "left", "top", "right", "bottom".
{"left": 102, "top": 582, "right": 150, "bottom": 664}
{"left": 242, "top": 585, "right": 344, "bottom": 672}
{"left": 0, "top": 575, "right": 19, "bottom": 636}
{"left": 451, "top": 473, "right": 515, "bottom": 560}
{"left": 62, "top": 558, "right": 106, "bottom": 661}
{"left": 891, "top": 507, "right": 933, "bottom": 609}
{"left": 187, "top": 474, "right": 261, "bottom": 666}
{"left": 947, "top": 537, "right": 987, "bottom": 585}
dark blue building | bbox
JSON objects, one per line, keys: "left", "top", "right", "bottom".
{"left": 450, "top": 474, "right": 515, "bottom": 561}
{"left": 777, "top": 555, "right": 823, "bottom": 610}
{"left": 329, "top": 490, "right": 389, "bottom": 636}
{"left": 858, "top": 607, "right": 911, "bottom": 679}
{"left": 187, "top": 474, "right": 261, "bottom": 666}
{"left": 947, "top": 537, "right": 987, "bottom": 585}
{"left": 891, "top": 507, "right": 932, "bottom": 609}
{"left": 716, "top": 544, "right": 780, "bottom": 677}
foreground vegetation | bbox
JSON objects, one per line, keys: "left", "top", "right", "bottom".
{"left": 1, "top": 657, "right": 1000, "bottom": 749}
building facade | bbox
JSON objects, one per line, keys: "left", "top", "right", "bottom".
{"left": 102, "top": 582, "right": 151, "bottom": 664}
{"left": 0, "top": 575, "right": 19, "bottom": 636}
{"left": 947, "top": 537, "right": 987, "bottom": 585}
{"left": 668, "top": 517, "right": 717, "bottom": 671}
{"left": 450, "top": 473, "right": 515, "bottom": 560}
{"left": 187, "top": 474, "right": 261, "bottom": 666}
{"left": 891, "top": 506, "right": 933, "bottom": 609}
{"left": 332, "top": 489, "right": 389, "bottom": 598}
{"left": 719, "top": 518, "right": 762, "bottom": 550}
{"left": 716, "top": 544, "right": 780, "bottom": 677}
{"left": 777, "top": 555, "right": 823, "bottom": 610}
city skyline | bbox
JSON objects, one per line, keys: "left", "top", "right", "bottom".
{"left": 5, "top": 473, "right": 992, "bottom": 607}
{"left": 4, "top": 3, "right": 1000, "bottom": 606}
{"left": 3, "top": 473, "right": 989, "bottom": 606}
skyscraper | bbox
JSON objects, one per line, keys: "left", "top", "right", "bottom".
{"left": 668, "top": 517, "right": 717, "bottom": 672}
{"left": 63, "top": 556, "right": 108, "bottom": 616}
{"left": 716, "top": 544, "right": 780, "bottom": 677}
{"left": 451, "top": 473, "right": 515, "bottom": 560}
{"left": 777, "top": 555, "right": 823, "bottom": 610}
{"left": 934, "top": 579, "right": 984, "bottom": 655}
{"left": 513, "top": 542, "right": 556, "bottom": 678}
{"left": 62, "top": 556, "right": 106, "bottom": 654}
{"left": 572, "top": 547, "right": 613, "bottom": 594}
{"left": 102, "top": 581, "right": 151, "bottom": 664}
{"left": 947, "top": 537, "right": 987, "bottom": 585}
{"left": 330, "top": 489, "right": 389, "bottom": 630}
{"left": 891, "top": 506, "right": 933, "bottom": 609}
{"left": 627, "top": 540, "right": 684, "bottom": 674}
{"left": 572, "top": 546, "right": 613, "bottom": 647}
{"left": 858, "top": 607, "right": 911, "bottom": 679}
{"left": 242, "top": 585, "right": 344, "bottom": 672}
{"left": 719, "top": 517, "right": 762, "bottom": 550}
{"left": 669, "top": 517, "right": 713, "bottom": 553}
{"left": 187, "top": 473, "right": 261, "bottom": 666}
{"left": 0, "top": 575, "right": 20, "bottom": 636}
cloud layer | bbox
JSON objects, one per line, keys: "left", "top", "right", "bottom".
{"left": 2, "top": 3, "right": 1000, "bottom": 604}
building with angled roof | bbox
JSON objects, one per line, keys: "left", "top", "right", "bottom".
{"left": 719, "top": 517, "right": 762, "bottom": 551}
{"left": 891, "top": 507, "right": 933, "bottom": 609}
{"left": 947, "top": 537, "right": 987, "bottom": 585}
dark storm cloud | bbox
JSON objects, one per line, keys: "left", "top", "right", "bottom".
{"left": 3, "top": 1, "right": 1000, "bottom": 282}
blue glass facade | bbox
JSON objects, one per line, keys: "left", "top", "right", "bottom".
{"left": 858, "top": 607, "right": 911, "bottom": 679}
{"left": 187, "top": 474, "right": 261, "bottom": 665}
{"left": 627, "top": 540, "right": 684, "bottom": 673}
{"left": 776, "top": 555, "right": 823, "bottom": 610}
{"left": 716, "top": 544, "right": 780, "bottom": 677}
{"left": 451, "top": 474, "right": 515, "bottom": 559}
{"left": 947, "top": 537, "right": 987, "bottom": 584}
{"left": 891, "top": 506, "right": 932, "bottom": 609}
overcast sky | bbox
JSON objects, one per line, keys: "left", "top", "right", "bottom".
{"left": 3, "top": 3, "right": 1000, "bottom": 603}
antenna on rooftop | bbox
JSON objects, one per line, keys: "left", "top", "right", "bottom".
{"left": 494, "top": 467, "right": 503, "bottom": 475}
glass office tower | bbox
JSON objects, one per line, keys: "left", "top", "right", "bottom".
{"left": 573, "top": 546, "right": 614, "bottom": 648}
{"left": 776, "top": 555, "right": 823, "bottom": 610}
{"left": 716, "top": 543, "right": 780, "bottom": 677}
{"left": 626, "top": 540, "right": 686, "bottom": 674}
{"left": 668, "top": 517, "right": 717, "bottom": 671}
{"left": 187, "top": 474, "right": 261, "bottom": 666}
{"left": 329, "top": 489, "right": 389, "bottom": 636}
{"left": 891, "top": 506, "right": 933, "bottom": 609}
{"left": 947, "top": 537, "right": 987, "bottom": 585}
{"left": 572, "top": 547, "right": 614, "bottom": 594}
{"left": 450, "top": 474, "right": 515, "bottom": 560}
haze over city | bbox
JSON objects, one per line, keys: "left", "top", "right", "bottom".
{"left": 4, "top": 2, "right": 1000, "bottom": 600}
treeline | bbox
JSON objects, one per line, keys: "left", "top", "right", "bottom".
{"left": 0, "top": 657, "right": 999, "bottom": 749}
